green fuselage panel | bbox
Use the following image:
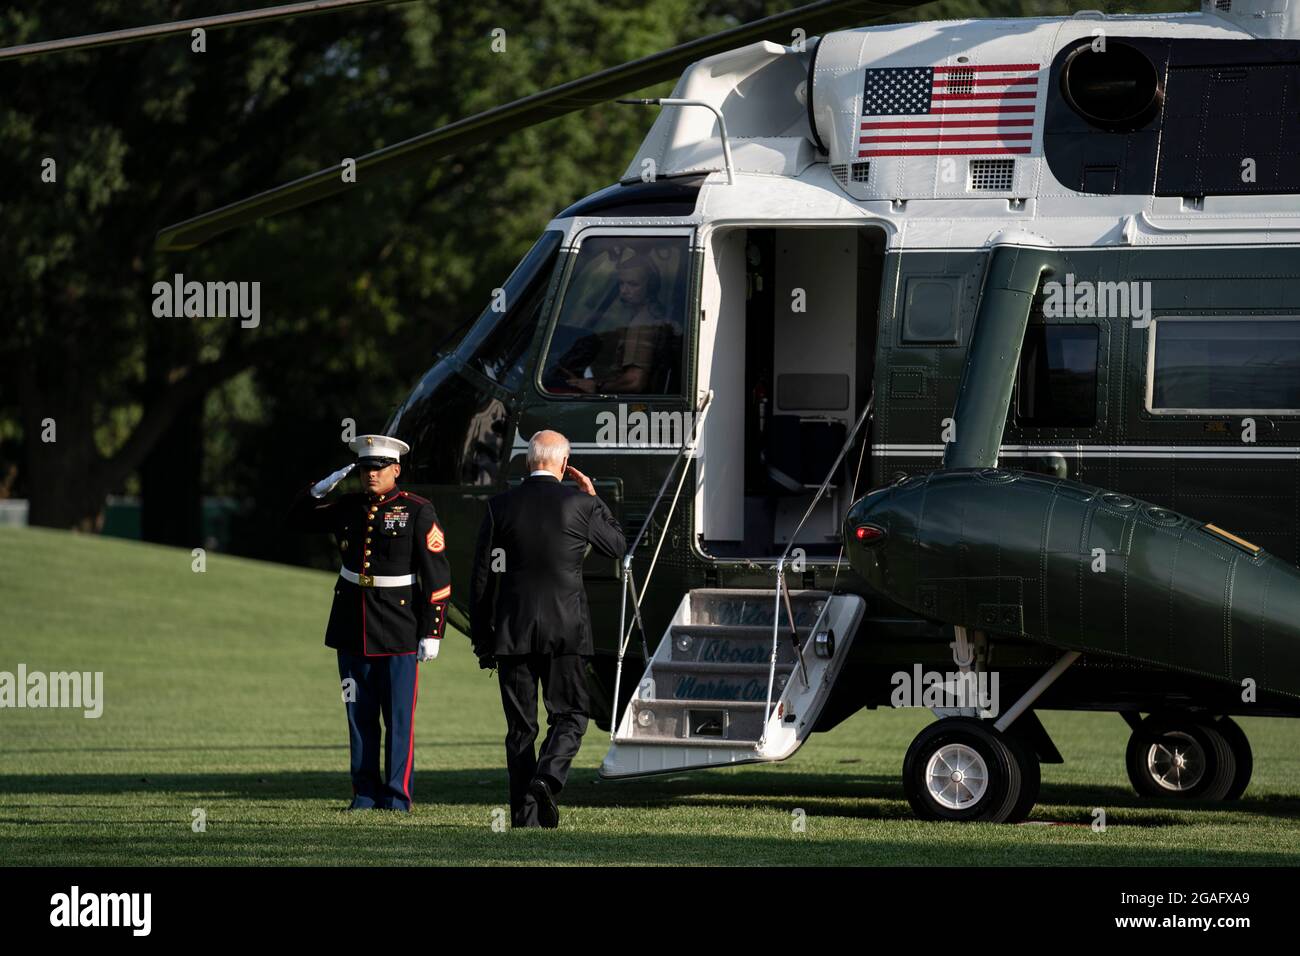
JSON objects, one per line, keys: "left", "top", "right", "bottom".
{"left": 845, "top": 469, "right": 1300, "bottom": 701}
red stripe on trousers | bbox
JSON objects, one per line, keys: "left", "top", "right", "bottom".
{"left": 403, "top": 663, "right": 419, "bottom": 802}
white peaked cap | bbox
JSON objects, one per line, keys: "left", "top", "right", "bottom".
{"left": 348, "top": 434, "right": 411, "bottom": 462}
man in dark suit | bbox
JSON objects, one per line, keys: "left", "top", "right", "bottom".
{"left": 470, "top": 429, "right": 626, "bottom": 828}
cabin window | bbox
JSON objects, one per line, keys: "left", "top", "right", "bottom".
{"left": 540, "top": 235, "right": 689, "bottom": 396}
{"left": 455, "top": 230, "right": 563, "bottom": 390}
{"left": 1015, "top": 325, "right": 1100, "bottom": 427}
{"left": 1148, "top": 317, "right": 1300, "bottom": 414}
{"left": 901, "top": 277, "right": 961, "bottom": 344}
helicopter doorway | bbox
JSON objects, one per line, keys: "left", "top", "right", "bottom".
{"left": 696, "top": 224, "right": 884, "bottom": 560}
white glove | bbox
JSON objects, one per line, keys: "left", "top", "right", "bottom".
{"left": 311, "top": 462, "right": 355, "bottom": 498}
{"left": 417, "top": 638, "right": 441, "bottom": 662}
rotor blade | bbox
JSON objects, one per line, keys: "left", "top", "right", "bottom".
{"left": 0, "top": 0, "right": 415, "bottom": 63}
{"left": 156, "top": 0, "right": 932, "bottom": 251}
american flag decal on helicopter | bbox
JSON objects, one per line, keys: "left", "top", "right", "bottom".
{"left": 858, "top": 63, "right": 1041, "bottom": 157}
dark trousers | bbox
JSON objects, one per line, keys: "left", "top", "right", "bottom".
{"left": 337, "top": 651, "right": 419, "bottom": 810}
{"left": 496, "top": 653, "right": 590, "bottom": 827}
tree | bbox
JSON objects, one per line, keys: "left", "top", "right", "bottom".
{"left": 0, "top": 0, "right": 1192, "bottom": 539}
{"left": 0, "top": 0, "right": 707, "bottom": 534}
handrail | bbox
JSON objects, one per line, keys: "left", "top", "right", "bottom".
{"left": 759, "top": 392, "right": 875, "bottom": 749}
{"left": 611, "top": 389, "right": 714, "bottom": 740}
{"left": 625, "top": 389, "right": 714, "bottom": 558}
{"left": 617, "top": 98, "right": 736, "bottom": 185}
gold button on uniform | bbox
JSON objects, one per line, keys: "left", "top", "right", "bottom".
{"left": 364, "top": 549, "right": 371, "bottom": 556}
{"left": 399, "top": 599, "right": 406, "bottom": 606}
{"left": 363, "top": 561, "right": 370, "bottom": 569}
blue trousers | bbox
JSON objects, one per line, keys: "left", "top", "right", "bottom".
{"left": 337, "top": 651, "right": 419, "bottom": 810}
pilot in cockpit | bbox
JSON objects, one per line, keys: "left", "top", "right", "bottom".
{"left": 552, "top": 253, "right": 680, "bottom": 395}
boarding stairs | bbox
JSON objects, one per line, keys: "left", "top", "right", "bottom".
{"left": 599, "top": 388, "right": 875, "bottom": 779}
{"left": 600, "top": 588, "right": 864, "bottom": 777}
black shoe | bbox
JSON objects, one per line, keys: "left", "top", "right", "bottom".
{"left": 528, "top": 777, "right": 559, "bottom": 829}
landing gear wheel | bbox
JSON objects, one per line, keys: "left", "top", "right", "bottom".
{"left": 1214, "top": 716, "right": 1253, "bottom": 800}
{"left": 1001, "top": 731, "right": 1042, "bottom": 823}
{"left": 1125, "top": 714, "right": 1236, "bottom": 801}
{"left": 903, "top": 718, "right": 1037, "bottom": 823}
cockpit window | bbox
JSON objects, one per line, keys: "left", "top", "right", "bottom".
{"left": 455, "top": 230, "right": 563, "bottom": 390}
{"left": 540, "top": 235, "right": 689, "bottom": 396}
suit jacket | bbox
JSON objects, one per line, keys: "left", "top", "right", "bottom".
{"left": 470, "top": 474, "right": 626, "bottom": 657}
{"left": 287, "top": 485, "right": 452, "bottom": 656}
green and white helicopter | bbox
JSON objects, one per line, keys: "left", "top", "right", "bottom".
{"left": 21, "top": 0, "right": 1300, "bottom": 822}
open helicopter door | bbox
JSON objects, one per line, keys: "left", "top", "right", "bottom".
{"left": 695, "top": 223, "right": 885, "bottom": 560}
{"left": 599, "top": 222, "right": 882, "bottom": 778}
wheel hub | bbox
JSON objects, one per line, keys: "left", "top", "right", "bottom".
{"left": 1147, "top": 731, "right": 1206, "bottom": 792}
{"left": 925, "top": 743, "right": 989, "bottom": 810}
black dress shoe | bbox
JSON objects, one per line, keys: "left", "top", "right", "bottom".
{"left": 528, "top": 777, "right": 559, "bottom": 829}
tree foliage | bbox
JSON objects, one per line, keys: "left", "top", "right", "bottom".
{"left": 0, "top": 0, "right": 1191, "bottom": 548}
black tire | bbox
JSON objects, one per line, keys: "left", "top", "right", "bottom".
{"left": 1215, "top": 716, "right": 1253, "bottom": 800}
{"left": 1001, "top": 731, "right": 1042, "bottom": 823}
{"left": 903, "top": 717, "right": 1027, "bottom": 823}
{"left": 1125, "top": 714, "right": 1236, "bottom": 801}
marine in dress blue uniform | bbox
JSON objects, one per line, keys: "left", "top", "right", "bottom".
{"left": 289, "top": 434, "right": 451, "bottom": 811}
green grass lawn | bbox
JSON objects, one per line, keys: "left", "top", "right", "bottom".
{"left": 0, "top": 525, "right": 1297, "bottom": 866}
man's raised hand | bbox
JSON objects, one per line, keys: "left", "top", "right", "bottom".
{"left": 565, "top": 464, "right": 596, "bottom": 496}
{"left": 311, "top": 462, "right": 355, "bottom": 498}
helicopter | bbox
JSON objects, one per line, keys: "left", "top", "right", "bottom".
{"left": 16, "top": 0, "right": 1300, "bottom": 823}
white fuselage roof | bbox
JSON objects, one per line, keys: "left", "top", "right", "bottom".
{"left": 568, "top": 7, "right": 1300, "bottom": 253}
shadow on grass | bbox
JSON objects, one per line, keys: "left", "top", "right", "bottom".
{"left": 3, "top": 771, "right": 1299, "bottom": 865}
{"left": 0, "top": 817, "right": 1295, "bottom": 867}
{"left": 2, "top": 768, "right": 1298, "bottom": 824}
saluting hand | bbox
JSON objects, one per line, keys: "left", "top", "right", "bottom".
{"left": 565, "top": 464, "right": 596, "bottom": 496}
{"left": 310, "top": 462, "right": 355, "bottom": 498}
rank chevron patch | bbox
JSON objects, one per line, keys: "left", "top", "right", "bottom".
{"left": 426, "top": 523, "right": 445, "bottom": 553}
